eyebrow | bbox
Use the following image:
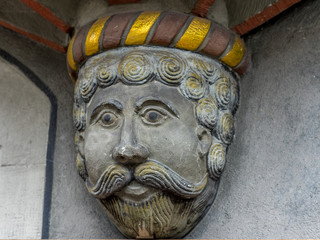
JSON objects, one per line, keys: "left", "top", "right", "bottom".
{"left": 90, "top": 100, "right": 123, "bottom": 117}
{"left": 135, "top": 96, "right": 180, "bottom": 118}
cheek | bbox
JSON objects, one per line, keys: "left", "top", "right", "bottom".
{"left": 84, "top": 126, "right": 120, "bottom": 183}
{"left": 137, "top": 122, "right": 207, "bottom": 183}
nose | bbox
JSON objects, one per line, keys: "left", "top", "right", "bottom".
{"left": 112, "top": 118, "right": 149, "bottom": 165}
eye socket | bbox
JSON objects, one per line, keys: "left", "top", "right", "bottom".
{"left": 97, "top": 111, "right": 119, "bottom": 128}
{"left": 141, "top": 108, "right": 168, "bottom": 126}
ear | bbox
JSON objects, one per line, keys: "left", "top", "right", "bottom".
{"left": 75, "top": 131, "right": 85, "bottom": 157}
{"left": 75, "top": 131, "right": 88, "bottom": 181}
{"left": 196, "top": 125, "right": 212, "bottom": 158}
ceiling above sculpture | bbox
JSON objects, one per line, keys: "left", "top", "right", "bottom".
{"left": 0, "top": 0, "right": 303, "bottom": 52}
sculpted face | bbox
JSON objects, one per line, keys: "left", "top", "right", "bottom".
{"left": 74, "top": 46, "right": 239, "bottom": 238}
{"left": 85, "top": 80, "right": 209, "bottom": 194}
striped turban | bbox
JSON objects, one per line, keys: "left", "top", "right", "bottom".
{"left": 67, "top": 11, "right": 250, "bottom": 81}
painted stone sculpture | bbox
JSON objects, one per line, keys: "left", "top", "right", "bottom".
{"left": 67, "top": 11, "right": 250, "bottom": 239}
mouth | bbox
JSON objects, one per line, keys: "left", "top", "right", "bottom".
{"left": 115, "top": 180, "right": 160, "bottom": 202}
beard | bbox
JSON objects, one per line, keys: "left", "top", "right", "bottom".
{"left": 100, "top": 179, "right": 217, "bottom": 239}
{"left": 84, "top": 160, "right": 218, "bottom": 238}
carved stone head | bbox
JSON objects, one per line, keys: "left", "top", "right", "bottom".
{"left": 67, "top": 11, "right": 249, "bottom": 239}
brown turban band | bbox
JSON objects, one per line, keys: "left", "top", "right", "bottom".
{"left": 67, "top": 11, "right": 250, "bottom": 81}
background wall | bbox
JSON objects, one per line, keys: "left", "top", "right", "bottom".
{"left": 0, "top": 0, "right": 319, "bottom": 238}
{"left": 0, "top": 55, "right": 50, "bottom": 238}
{"left": 189, "top": 0, "right": 320, "bottom": 237}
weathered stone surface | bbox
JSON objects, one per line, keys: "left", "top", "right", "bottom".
{"left": 0, "top": 0, "right": 319, "bottom": 238}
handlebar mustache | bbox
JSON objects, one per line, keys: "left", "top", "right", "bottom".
{"left": 86, "top": 160, "right": 208, "bottom": 199}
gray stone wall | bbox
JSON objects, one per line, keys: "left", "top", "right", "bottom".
{"left": 0, "top": 57, "right": 50, "bottom": 238}
{"left": 0, "top": 0, "right": 319, "bottom": 238}
{"left": 190, "top": 0, "right": 320, "bottom": 238}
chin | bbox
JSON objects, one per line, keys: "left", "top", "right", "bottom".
{"left": 98, "top": 179, "right": 218, "bottom": 239}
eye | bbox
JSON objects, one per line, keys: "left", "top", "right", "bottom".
{"left": 98, "top": 111, "right": 119, "bottom": 128}
{"left": 141, "top": 108, "right": 168, "bottom": 126}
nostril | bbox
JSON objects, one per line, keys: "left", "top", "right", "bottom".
{"left": 113, "top": 153, "right": 127, "bottom": 163}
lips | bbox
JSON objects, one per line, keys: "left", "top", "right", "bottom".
{"left": 115, "top": 180, "right": 159, "bottom": 202}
